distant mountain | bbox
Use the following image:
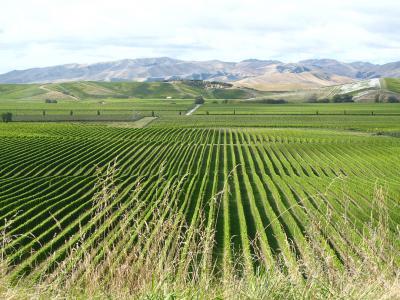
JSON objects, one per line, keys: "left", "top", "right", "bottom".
{"left": 299, "top": 59, "right": 400, "bottom": 79}
{"left": 0, "top": 57, "right": 399, "bottom": 91}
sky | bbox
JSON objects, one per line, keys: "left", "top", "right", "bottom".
{"left": 0, "top": 0, "right": 400, "bottom": 73}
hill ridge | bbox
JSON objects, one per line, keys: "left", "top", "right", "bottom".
{"left": 1, "top": 57, "right": 400, "bottom": 91}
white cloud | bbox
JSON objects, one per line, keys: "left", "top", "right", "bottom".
{"left": 0, "top": 0, "right": 399, "bottom": 73}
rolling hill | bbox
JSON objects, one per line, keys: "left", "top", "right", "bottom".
{"left": 1, "top": 57, "right": 400, "bottom": 92}
{"left": 234, "top": 68, "right": 352, "bottom": 91}
{"left": 0, "top": 78, "right": 399, "bottom": 103}
{"left": 246, "top": 78, "right": 400, "bottom": 103}
{"left": 0, "top": 80, "right": 265, "bottom": 101}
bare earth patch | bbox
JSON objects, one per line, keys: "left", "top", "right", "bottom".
{"left": 105, "top": 117, "right": 157, "bottom": 128}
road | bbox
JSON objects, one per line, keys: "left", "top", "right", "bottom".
{"left": 186, "top": 104, "right": 201, "bottom": 115}
{"left": 39, "top": 85, "right": 79, "bottom": 100}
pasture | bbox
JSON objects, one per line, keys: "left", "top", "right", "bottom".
{"left": 195, "top": 102, "right": 400, "bottom": 115}
{"left": 384, "top": 78, "right": 400, "bottom": 93}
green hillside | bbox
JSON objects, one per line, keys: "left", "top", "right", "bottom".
{"left": 0, "top": 84, "right": 47, "bottom": 99}
{"left": 384, "top": 78, "right": 400, "bottom": 93}
{"left": 1, "top": 79, "right": 399, "bottom": 103}
{"left": 0, "top": 80, "right": 263, "bottom": 101}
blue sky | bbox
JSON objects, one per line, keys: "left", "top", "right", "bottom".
{"left": 0, "top": 0, "right": 399, "bottom": 73}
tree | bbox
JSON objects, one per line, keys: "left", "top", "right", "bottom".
{"left": 257, "top": 99, "right": 288, "bottom": 104}
{"left": 332, "top": 94, "right": 354, "bottom": 103}
{"left": 194, "top": 96, "right": 205, "bottom": 104}
{"left": 387, "top": 96, "right": 399, "bottom": 103}
{"left": 1, "top": 112, "right": 12, "bottom": 123}
{"left": 307, "top": 94, "right": 318, "bottom": 103}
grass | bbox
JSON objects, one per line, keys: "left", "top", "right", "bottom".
{"left": 2, "top": 99, "right": 400, "bottom": 122}
{"left": 0, "top": 78, "right": 398, "bottom": 104}
{"left": 150, "top": 114, "right": 400, "bottom": 135}
{"left": 195, "top": 102, "right": 400, "bottom": 115}
{"left": 1, "top": 91, "right": 400, "bottom": 298}
{"left": 385, "top": 78, "right": 400, "bottom": 93}
{"left": 0, "top": 81, "right": 263, "bottom": 102}
{"left": 1, "top": 163, "right": 399, "bottom": 299}
{"left": 0, "top": 98, "right": 195, "bottom": 120}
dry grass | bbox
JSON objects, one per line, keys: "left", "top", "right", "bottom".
{"left": 1, "top": 165, "right": 399, "bottom": 299}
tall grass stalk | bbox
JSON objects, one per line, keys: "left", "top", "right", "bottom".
{"left": 0, "top": 166, "right": 399, "bottom": 299}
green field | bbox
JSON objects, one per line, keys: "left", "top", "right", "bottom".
{"left": 150, "top": 114, "right": 400, "bottom": 135}
{"left": 1, "top": 118, "right": 400, "bottom": 295}
{"left": 195, "top": 102, "right": 400, "bottom": 115}
{"left": 0, "top": 98, "right": 195, "bottom": 121}
{"left": 0, "top": 81, "right": 264, "bottom": 102}
{"left": 1, "top": 80, "right": 399, "bottom": 123}
{"left": 384, "top": 78, "right": 400, "bottom": 93}
{"left": 2, "top": 97, "right": 400, "bottom": 122}
{"left": 1, "top": 90, "right": 400, "bottom": 298}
